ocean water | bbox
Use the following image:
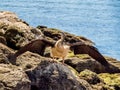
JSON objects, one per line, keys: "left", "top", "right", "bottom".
{"left": 0, "top": 0, "right": 120, "bottom": 60}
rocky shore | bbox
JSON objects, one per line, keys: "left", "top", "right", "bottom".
{"left": 0, "top": 11, "right": 120, "bottom": 90}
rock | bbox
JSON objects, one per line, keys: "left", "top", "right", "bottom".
{"left": 105, "top": 56, "right": 120, "bottom": 70}
{"left": 0, "top": 29, "right": 5, "bottom": 36}
{"left": 0, "top": 64, "right": 30, "bottom": 90}
{"left": 98, "top": 73, "right": 120, "bottom": 90}
{"left": 0, "top": 42, "right": 14, "bottom": 54}
{"left": 78, "top": 68, "right": 120, "bottom": 90}
{"left": 0, "top": 43, "right": 14, "bottom": 64}
{"left": 16, "top": 51, "right": 51, "bottom": 70}
{"left": 4, "top": 23, "right": 42, "bottom": 50}
{"left": 0, "top": 36, "right": 7, "bottom": 45}
{"left": 4, "top": 26, "right": 32, "bottom": 49}
{"left": 79, "top": 69, "right": 120, "bottom": 90}
{"left": 65, "top": 54, "right": 120, "bottom": 73}
{"left": 0, "top": 11, "right": 120, "bottom": 90}
{"left": 65, "top": 56, "right": 106, "bottom": 73}
{"left": 0, "top": 11, "right": 43, "bottom": 49}
{"left": 0, "top": 11, "right": 29, "bottom": 29}
{"left": 79, "top": 69, "right": 104, "bottom": 90}
{"left": 37, "top": 25, "right": 47, "bottom": 29}
{"left": 26, "top": 60, "right": 92, "bottom": 90}
{"left": 37, "top": 26, "right": 94, "bottom": 44}
{"left": 13, "top": 51, "right": 93, "bottom": 90}
{"left": 79, "top": 69, "right": 102, "bottom": 84}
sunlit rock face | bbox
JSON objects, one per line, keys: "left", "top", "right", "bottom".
{"left": 0, "top": 64, "right": 31, "bottom": 90}
{"left": 0, "top": 11, "right": 43, "bottom": 49}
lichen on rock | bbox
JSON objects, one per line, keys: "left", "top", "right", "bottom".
{"left": 79, "top": 69, "right": 102, "bottom": 84}
{"left": 98, "top": 73, "right": 120, "bottom": 90}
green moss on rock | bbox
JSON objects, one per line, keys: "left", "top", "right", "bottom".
{"left": 98, "top": 73, "right": 120, "bottom": 88}
{"left": 79, "top": 69, "right": 102, "bottom": 84}
{"left": 68, "top": 51, "right": 91, "bottom": 59}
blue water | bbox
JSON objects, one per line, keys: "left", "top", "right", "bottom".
{"left": 0, "top": 0, "right": 120, "bottom": 60}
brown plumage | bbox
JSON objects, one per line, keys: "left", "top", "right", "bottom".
{"left": 70, "top": 44, "right": 109, "bottom": 66}
{"left": 9, "top": 32, "right": 109, "bottom": 67}
{"left": 14, "top": 39, "right": 55, "bottom": 58}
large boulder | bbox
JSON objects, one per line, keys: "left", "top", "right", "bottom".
{"left": 0, "top": 11, "right": 29, "bottom": 32}
{"left": 0, "top": 64, "right": 30, "bottom": 90}
{"left": 26, "top": 60, "right": 92, "bottom": 90}
{"left": 65, "top": 54, "right": 120, "bottom": 73}
{"left": 15, "top": 51, "right": 51, "bottom": 70}
{"left": 64, "top": 56, "right": 106, "bottom": 73}
{"left": 12, "top": 51, "right": 92, "bottom": 90}
{"left": 0, "top": 11, "right": 43, "bottom": 49}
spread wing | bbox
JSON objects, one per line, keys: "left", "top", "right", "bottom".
{"left": 70, "top": 43, "right": 109, "bottom": 66}
{"left": 14, "top": 39, "right": 55, "bottom": 57}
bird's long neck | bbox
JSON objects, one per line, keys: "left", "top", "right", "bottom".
{"left": 60, "top": 32, "right": 65, "bottom": 42}
{"left": 55, "top": 32, "right": 65, "bottom": 48}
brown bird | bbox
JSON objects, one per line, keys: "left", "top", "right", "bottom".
{"left": 9, "top": 32, "right": 109, "bottom": 67}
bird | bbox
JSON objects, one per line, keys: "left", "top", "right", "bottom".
{"left": 50, "top": 32, "right": 71, "bottom": 63}
{"left": 50, "top": 32, "right": 109, "bottom": 65}
{"left": 8, "top": 32, "right": 110, "bottom": 67}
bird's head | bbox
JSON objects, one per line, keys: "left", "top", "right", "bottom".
{"left": 60, "top": 32, "right": 66, "bottom": 40}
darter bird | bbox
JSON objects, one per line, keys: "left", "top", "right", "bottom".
{"left": 8, "top": 32, "right": 109, "bottom": 67}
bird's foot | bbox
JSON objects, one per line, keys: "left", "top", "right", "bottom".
{"left": 49, "top": 58, "right": 59, "bottom": 63}
{"left": 58, "top": 59, "right": 67, "bottom": 65}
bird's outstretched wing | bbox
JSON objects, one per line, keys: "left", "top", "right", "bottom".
{"left": 14, "top": 39, "right": 55, "bottom": 57}
{"left": 70, "top": 43, "right": 109, "bottom": 66}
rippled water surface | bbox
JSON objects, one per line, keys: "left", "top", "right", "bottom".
{"left": 0, "top": 0, "right": 120, "bottom": 60}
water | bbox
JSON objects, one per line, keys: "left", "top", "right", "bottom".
{"left": 0, "top": 0, "right": 120, "bottom": 60}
